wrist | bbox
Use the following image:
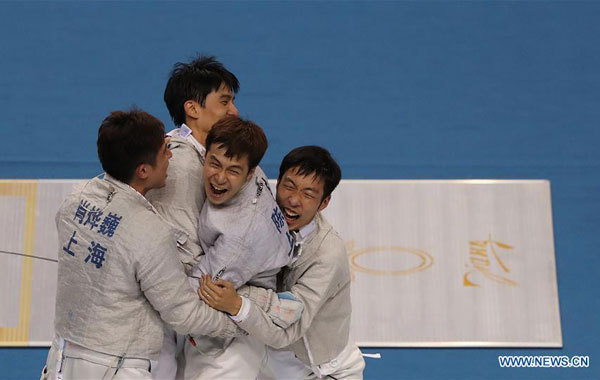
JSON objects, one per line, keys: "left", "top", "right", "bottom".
{"left": 229, "top": 296, "right": 251, "bottom": 322}
{"left": 229, "top": 295, "right": 242, "bottom": 316}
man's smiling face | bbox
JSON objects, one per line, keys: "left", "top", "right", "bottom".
{"left": 195, "top": 82, "right": 238, "bottom": 134}
{"left": 203, "top": 144, "right": 253, "bottom": 205}
{"left": 276, "top": 167, "right": 330, "bottom": 231}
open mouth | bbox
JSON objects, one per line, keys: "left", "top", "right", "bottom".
{"left": 210, "top": 183, "right": 228, "bottom": 196}
{"left": 282, "top": 208, "right": 300, "bottom": 221}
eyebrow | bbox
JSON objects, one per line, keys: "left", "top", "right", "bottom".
{"left": 220, "top": 94, "right": 233, "bottom": 100}
{"left": 283, "top": 176, "right": 296, "bottom": 186}
{"left": 211, "top": 155, "right": 245, "bottom": 170}
{"left": 284, "top": 176, "right": 319, "bottom": 193}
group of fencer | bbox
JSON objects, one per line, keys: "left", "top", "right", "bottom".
{"left": 41, "top": 55, "right": 365, "bottom": 380}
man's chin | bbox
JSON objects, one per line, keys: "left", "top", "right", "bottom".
{"left": 286, "top": 219, "right": 300, "bottom": 231}
{"left": 206, "top": 194, "right": 226, "bottom": 205}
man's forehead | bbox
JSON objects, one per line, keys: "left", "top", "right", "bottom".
{"left": 286, "top": 168, "right": 324, "bottom": 187}
{"left": 215, "top": 82, "right": 233, "bottom": 95}
{"left": 208, "top": 145, "right": 248, "bottom": 166}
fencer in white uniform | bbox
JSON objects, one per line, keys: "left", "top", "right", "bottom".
{"left": 200, "top": 146, "right": 365, "bottom": 380}
{"left": 145, "top": 55, "right": 240, "bottom": 380}
{"left": 181, "top": 117, "right": 297, "bottom": 380}
{"left": 41, "top": 109, "right": 243, "bottom": 380}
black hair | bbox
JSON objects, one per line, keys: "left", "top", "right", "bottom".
{"left": 205, "top": 116, "right": 267, "bottom": 171}
{"left": 278, "top": 146, "right": 342, "bottom": 201}
{"left": 164, "top": 55, "right": 240, "bottom": 126}
{"left": 97, "top": 108, "right": 165, "bottom": 184}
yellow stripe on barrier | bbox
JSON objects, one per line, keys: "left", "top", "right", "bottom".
{"left": 0, "top": 180, "right": 38, "bottom": 346}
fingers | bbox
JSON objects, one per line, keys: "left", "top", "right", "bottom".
{"left": 199, "top": 285, "right": 217, "bottom": 307}
{"left": 201, "top": 275, "right": 225, "bottom": 290}
{"left": 198, "top": 276, "right": 215, "bottom": 303}
{"left": 197, "top": 275, "right": 234, "bottom": 312}
{"left": 205, "top": 279, "right": 225, "bottom": 294}
{"left": 197, "top": 286, "right": 208, "bottom": 303}
{"left": 214, "top": 279, "right": 235, "bottom": 289}
{"left": 203, "top": 280, "right": 221, "bottom": 300}
{"left": 200, "top": 275, "right": 220, "bottom": 293}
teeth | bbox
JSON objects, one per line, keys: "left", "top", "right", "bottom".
{"left": 210, "top": 184, "right": 227, "bottom": 194}
{"left": 283, "top": 208, "right": 300, "bottom": 219}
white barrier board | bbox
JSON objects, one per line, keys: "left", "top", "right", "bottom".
{"left": 0, "top": 179, "right": 561, "bottom": 347}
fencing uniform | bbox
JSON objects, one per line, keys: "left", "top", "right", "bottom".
{"left": 181, "top": 167, "right": 294, "bottom": 380}
{"left": 193, "top": 166, "right": 293, "bottom": 289}
{"left": 146, "top": 125, "right": 206, "bottom": 380}
{"left": 41, "top": 175, "right": 241, "bottom": 380}
{"left": 147, "top": 124, "right": 206, "bottom": 273}
{"left": 234, "top": 213, "right": 365, "bottom": 379}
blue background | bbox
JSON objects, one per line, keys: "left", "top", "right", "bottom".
{"left": 1, "top": 1, "right": 598, "bottom": 379}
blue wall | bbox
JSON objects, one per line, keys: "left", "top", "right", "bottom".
{"left": 1, "top": 1, "right": 598, "bottom": 379}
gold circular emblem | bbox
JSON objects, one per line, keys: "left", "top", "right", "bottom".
{"left": 349, "top": 246, "right": 434, "bottom": 276}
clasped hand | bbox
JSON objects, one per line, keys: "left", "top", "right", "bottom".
{"left": 198, "top": 274, "right": 242, "bottom": 316}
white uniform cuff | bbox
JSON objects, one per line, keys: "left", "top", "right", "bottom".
{"left": 229, "top": 296, "right": 250, "bottom": 322}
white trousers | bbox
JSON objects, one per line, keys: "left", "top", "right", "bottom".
{"left": 260, "top": 343, "right": 365, "bottom": 380}
{"left": 152, "top": 327, "right": 185, "bottom": 380}
{"left": 259, "top": 349, "right": 311, "bottom": 380}
{"left": 41, "top": 338, "right": 152, "bottom": 380}
{"left": 179, "top": 334, "right": 267, "bottom": 380}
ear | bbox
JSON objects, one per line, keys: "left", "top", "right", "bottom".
{"left": 318, "top": 195, "right": 331, "bottom": 212}
{"left": 135, "top": 163, "right": 150, "bottom": 180}
{"left": 184, "top": 100, "right": 202, "bottom": 119}
{"left": 246, "top": 167, "right": 256, "bottom": 182}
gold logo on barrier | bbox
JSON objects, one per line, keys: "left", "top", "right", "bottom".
{"left": 463, "top": 234, "right": 517, "bottom": 287}
{"left": 0, "top": 180, "right": 37, "bottom": 346}
{"left": 346, "top": 241, "right": 434, "bottom": 280}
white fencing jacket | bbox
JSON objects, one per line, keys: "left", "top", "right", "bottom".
{"left": 195, "top": 166, "right": 294, "bottom": 290}
{"left": 146, "top": 126, "right": 205, "bottom": 273}
{"left": 235, "top": 214, "right": 353, "bottom": 366}
{"left": 54, "top": 175, "right": 240, "bottom": 361}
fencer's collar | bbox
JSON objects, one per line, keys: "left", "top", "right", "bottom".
{"left": 289, "top": 220, "right": 316, "bottom": 264}
{"left": 167, "top": 124, "right": 206, "bottom": 158}
{"left": 178, "top": 123, "right": 193, "bottom": 138}
{"left": 103, "top": 174, "right": 158, "bottom": 213}
{"left": 293, "top": 219, "right": 317, "bottom": 243}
